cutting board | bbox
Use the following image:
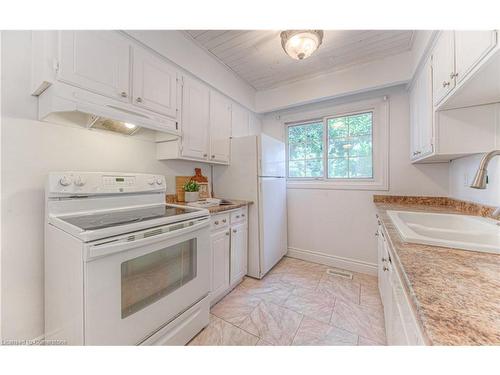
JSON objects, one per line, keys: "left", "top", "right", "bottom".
{"left": 175, "top": 176, "right": 192, "bottom": 202}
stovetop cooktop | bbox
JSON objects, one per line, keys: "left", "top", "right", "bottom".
{"left": 60, "top": 205, "right": 201, "bottom": 231}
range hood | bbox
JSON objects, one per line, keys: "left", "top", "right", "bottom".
{"left": 37, "top": 84, "right": 181, "bottom": 138}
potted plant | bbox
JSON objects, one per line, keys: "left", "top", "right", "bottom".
{"left": 183, "top": 180, "right": 200, "bottom": 202}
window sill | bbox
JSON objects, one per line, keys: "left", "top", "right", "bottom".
{"left": 286, "top": 179, "right": 389, "bottom": 191}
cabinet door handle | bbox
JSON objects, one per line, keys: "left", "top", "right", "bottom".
{"left": 203, "top": 154, "right": 208, "bottom": 157}
{"left": 442, "top": 81, "right": 450, "bottom": 88}
{"left": 381, "top": 257, "right": 388, "bottom": 262}
{"left": 120, "top": 91, "right": 128, "bottom": 98}
{"left": 222, "top": 219, "right": 227, "bottom": 223}
{"left": 413, "top": 151, "right": 421, "bottom": 156}
{"left": 233, "top": 229, "right": 237, "bottom": 233}
{"left": 136, "top": 97, "right": 143, "bottom": 103}
{"left": 450, "top": 72, "right": 458, "bottom": 79}
{"left": 225, "top": 232, "right": 230, "bottom": 236}
{"left": 211, "top": 155, "right": 215, "bottom": 158}
{"left": 241, "top": 214, "right": 245, "bottom": 217}
{"left": 383, "top": 266, "right": 389, "bottom": 272}
{"left": 214, "top": 220, "right": 219, "bottom": 225}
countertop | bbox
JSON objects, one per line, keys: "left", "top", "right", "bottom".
{"left": 373, "top": 197, "right": 500, "bottom": 345}
{"left": 168, "top": 198, "right": 252, "bottom": 214}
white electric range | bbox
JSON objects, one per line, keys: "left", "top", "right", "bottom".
{"left": 45, "top": 172, "right": 210, "bottom": 345}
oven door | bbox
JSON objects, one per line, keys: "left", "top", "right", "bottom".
{"left": 83, "top": 217, "right": 210, "bottom": 345}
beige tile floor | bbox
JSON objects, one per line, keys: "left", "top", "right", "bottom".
{"left": 188, "top": 256, "right": 386, "bottom": 346}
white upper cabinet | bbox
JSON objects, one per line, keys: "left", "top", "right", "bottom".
{"left": 59, "top": 31, "right": 131, "bottom": 102}
{"left": 231, "top": 103, "right": 261, "bottom": 138}
{"left": 454, "top": 30, "right": 497, "bottom": 84}
{"left": 432, "top": 30, "right": 498, "bottom": 108}
{"left": 132, "top": 47, "right": 178, "bottom": 119}
{"left": 231, "top": 104, "right": 250, "bottom": 138}
{"left": 209, "top": 90, "right": 232, "bottom": 164}
{"left": 180, "top": 75, "right": 210, "bottom": 160}
{"left": 432, "top": 31, "right": 455, "bottom": 105}
{"left": 409, "top": 58, "right": 433, "bottom": 160}
{"left": 249, "top": 113, "right": 262, "bottom": 135}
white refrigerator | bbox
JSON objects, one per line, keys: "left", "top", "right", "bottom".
{"left": 213, "top": 134, "right": 287, "bottom": 279}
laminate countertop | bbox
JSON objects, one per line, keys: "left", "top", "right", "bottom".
{"left": 168, "top": 198, "right": 252, "bottom": 214}
{"left": 373, "top": 196, "right": 500, "bottom": 345}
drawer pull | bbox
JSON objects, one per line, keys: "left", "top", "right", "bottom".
{"left": 241, "top": 214, "right": 245, "bottom": 217}
{"left": 233, "top": 229, "right": 237, "bottom": 233}
{"left": 225, "top": 232, "right": 230, "bottom": 236}
{"left": 236, "top": 215, "right": 240, "bottom": 219}
{"left": 381, "top": 257, "right": 388, "bottom": 262}
{"left": 222, "top": 219, "right": 227, "bottom": 223}
{"left": 383, "top": 266, "right": 389, "bottom": 272}
{"left": 214, "top": 220, "right": 219, "bottom": 225}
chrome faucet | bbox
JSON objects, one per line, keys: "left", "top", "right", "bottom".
{"left": 470, "top": 150, "right": 500, "bottom": 216}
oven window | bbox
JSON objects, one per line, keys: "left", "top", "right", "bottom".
{"left": 121, "top": 239, "right": 197, "bottom": 319}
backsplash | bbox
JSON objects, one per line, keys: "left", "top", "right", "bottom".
{"left": 449, "top": 154, "right": 500, "bottom": 207}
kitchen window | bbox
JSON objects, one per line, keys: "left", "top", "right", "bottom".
{"left": 288, "top": 121, "right": 324, "bottom": 178}
{"left": 327, "top": 112, "right": 373, "bottom": 179}
{"left": 285, "top": 97, "right": 388, "bottom": 190}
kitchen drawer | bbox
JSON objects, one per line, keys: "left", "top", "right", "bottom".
{"left": 211, "top": 213, "right": 230, "bottom": 231}
{"left": 140, "top": 296, "right": 210, "bottom": 345}
{"left": 230, "top": 207, "right": 247, "bottom": 224}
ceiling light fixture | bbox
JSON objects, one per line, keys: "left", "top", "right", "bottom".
{"left": 280, "top": 30, "right": 324, "bottom": 60}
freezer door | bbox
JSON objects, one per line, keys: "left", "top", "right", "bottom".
{"left": 212, "top": 136, "right": 258, "bottom": 202}
{"left": 259, "top": 134, "right": 285, "bottom": 177}
{"left": 259, "top": 177, "right": 287, "bottom": 277}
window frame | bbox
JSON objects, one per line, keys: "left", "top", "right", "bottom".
{"left": 284, "top": 97, "right": 389, "bottom": 191}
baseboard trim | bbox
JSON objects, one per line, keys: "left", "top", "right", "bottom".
{"left": 287, "top": 247, "right": 377, "bottom": 276}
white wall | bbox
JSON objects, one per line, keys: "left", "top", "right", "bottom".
{"left": 262, "top": 86, "right": 449, "bottom": 272}
{"left": 448, "top": 103, "right": 500, "bottom": 207}
{"left": 0, "top": 31, "right": 211, "bottom": 340}
{"left": 255, "top": 52, "right": 413, "bottom": 113}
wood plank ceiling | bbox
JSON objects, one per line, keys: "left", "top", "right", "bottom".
{"left": 185, "top": 30, "right": 415, "bottom": 90}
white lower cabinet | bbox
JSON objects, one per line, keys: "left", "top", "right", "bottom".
{"left": 230, "top": 222, "right": 248, "bottom": 285}
{"left": 377, "top": 217, "right": 425, "bottom": 345}
{"left": 377, "top": 225, "right": 392, "bottom": 328}
{"left": 209, "top": 208, "right": 248, "bottom": 305}
{"left": 210, "top": 229, "right": 230, "bottom": 303}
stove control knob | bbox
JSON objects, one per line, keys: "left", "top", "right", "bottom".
{"left": 147, "top": 178, "right": 156, "bottom": 186}
{"left": 59, "top": 176, "right": 72, "bottom": 187}
{"left": 74, "top": 176, "right": 86, "bottom": 187}
{"left": 155, "top": 177, "right": 163, "bottom": 185}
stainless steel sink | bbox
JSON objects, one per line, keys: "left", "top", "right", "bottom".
{"left": 387, "top": 210, "right": 500, "bottom": 254}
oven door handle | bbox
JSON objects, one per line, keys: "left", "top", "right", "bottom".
{"left": 87, "top": 218, "right": 209, "bottom": 260}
